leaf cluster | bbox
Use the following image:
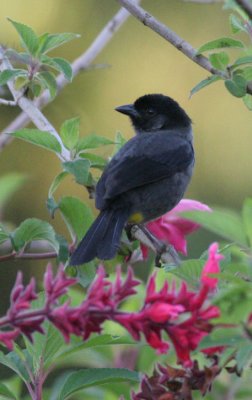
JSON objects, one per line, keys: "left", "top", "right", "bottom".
{"left": 0, "top": 19, "right": 79, "bottom": 99}
{"left": 192, "top": 3, "right": 252, "bottom": 109}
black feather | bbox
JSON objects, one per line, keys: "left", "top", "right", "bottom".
{"left": 70, "top": 208, "right": 130, "bottom": 265}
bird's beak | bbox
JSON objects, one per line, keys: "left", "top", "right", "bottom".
{"left": 115, "top": 104, "right": 139, "bottom": 118}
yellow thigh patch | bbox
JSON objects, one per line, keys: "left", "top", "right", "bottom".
{"left": 128, "top": 212, "right": 144, "bottom": 224}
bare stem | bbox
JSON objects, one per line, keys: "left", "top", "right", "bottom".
{"left": 236, "top": 0, "right": 252, "bottom": 19}
{"left": 0, "top": 98, "right": 17, "bottom": 106}
{"left": 0, "top": 251, "right": 58, "bottom": 262}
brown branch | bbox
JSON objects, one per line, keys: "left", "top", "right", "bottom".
{"left": 0, "top": 2, "right": 140, "bottom": 151}
{"left": 0, "top": 239, "right": 59, "bottom": 262}
{"left": 118, "top": 0, "right": 226, "bottom": 77}
{"left": 0, "top": 251, "right": 57, "bottom": 262}
{"left": 236, "top": 0, "right": 252, "bottom": 19}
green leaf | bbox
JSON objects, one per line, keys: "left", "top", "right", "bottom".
{"left": 0, "top": 173, "right": 26, "bottom": 208}
{"left": 76, "top": 134, "right": 114, "bottom": 152}
{"left": 240, "top": 66, "right": 252, "bottom": 81}
{"left": 242, "top": 198, "right": 252, "bottom": 247}
{"left": 4, "top": 49, "right": 31, "bottom": 65}
{"left": 243, "top": 93, "right": 252, "bottom": 110}
{"left": 57, "top": 368, "right": 139, "bottom": 400}
{"left": 229, "top": 14, "right": 246, "bottom": 33}
{"left": 182, "top": 208, "right": 248, "bottom": 246}
{"left": 24, "top": 321, "right": 65, "bottom": 372}
{"left": 7, "top": 18, "right": 39, "bottom": 55}
{"left": 56, "top": 334, "right": 135, "bottom": 360}
{"left": 0, "top": 224, "right": 10, "bottom": 245}
{"left": 40, "top": 55, "right": 73, "bottom": 81}
{"left": 209, "top": 52, "right": 229, "bottom": 70}
{"left": 63, "top": 159, "right": 91, "bottom": 186}
{"left": 37, "top": 71, "right": 57, "bottom": 98}
{"left": 236, "top": 344, "right": 252, "bottom": 372}
{"left": 14, "top": 76, "right": 29, "bottom": 91}
{"left": 0, "top": 350, "right": 31, "bottom": 383}
{"left": 46, "top": 197, "right": 59, "bottom": 218}
{"left": 198, "top": 327, "right": 244, "bottom": 350}
{"left": 225, "top": 75, "right": 247, "bottom": 97}
{"left": 48, "top": 171, "right": 69, "bottom": 198}
{"left": 76, "top": 261, "right": 96, "bottom": 287}
{"left": 9, "top": 129, "right": 62, "bottom": 154}
{"left": 12, "top": 218, "right": 59, "bottom": 252}
{"left": 80, "top": 153, "right": 107, "bottom": 170}
{"left": 232, "top": 56, "right": 252, "bottom": 68}
{"left": 0, "top": 382, "right": 17, "bottom": 399}
{"left": 113, "top": 131, "right": 127, "bottom": 154}
{"left": 39, "top": 32, "right": 80, "bottom": 54}
{"left": 0, "top": 69, "right": 26, "bottom": 86}
{"left": 190, "top": 75, "right": 222, "bottom": 97}
{"left": 56, "top": 234, "right": 69, "bottom": 263}
{"left": 51, "top": 58, "right": 73, "bottom": 81}
{"left": 29, "top": 81, "right": 43, "bottom": 97}
{"left": 214, "top": 284, "right": 252, "bottom": 323}
{"left": 168, "top": 259, "right": 205, "bottom": 288}
{"left": 59, "top": 196, "right": 94, "bottom": 241}
{"left": 197, "top": 37, "right": 244, "bottom": 54}
{"left": 22, "top": 293, "right": 65, "bottom": 371}
{"left": 60, "top": 118, "right": 80, "bottom": 150}
{"left": 36, "top": 32, "right": 50, "bottom": 55}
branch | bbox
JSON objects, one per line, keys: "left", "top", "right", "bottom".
{"left": 130, "top": 225, "right": 181, "bottom": 266}
{"left": 236, "top": 0, "right": 252, "bottom": 19}
{"left": 0, "top": 251, "right": 57, "bottom": 262}
{"left": 118, "top": 0, "right": 226, "bottom": 76}
{"left": 0, "top": 239, "right": 59, "bottom": 262}
{"left": 0, "top": 98, "right": 17, "bottom": 106}
{"left": 0, "top": 2, "right": 140, "bottom": 151}
{"left": 0, "top": 47, "right": 70, "bottom": 161}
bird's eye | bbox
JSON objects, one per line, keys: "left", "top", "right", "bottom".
{"left": 147, "top": 108, "right": 155, "bottom": 115}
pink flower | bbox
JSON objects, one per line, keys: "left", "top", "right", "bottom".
{"left": 0, "top": 249, "right": 223, "bottom": 364}
{"left": 201, "top": 242, "right": 223, "bottom": 290}
{"left": 0, "top": 329, "right": 20, "bottom": 350}
{"left": 141, "top": 199, "right": 211, "bottom": 258}
{"left": 44, "top": 263, "right": 77, "bottom": 303}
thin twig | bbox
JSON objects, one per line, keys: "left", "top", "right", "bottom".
{"left": 0, "top": 251, "right": 57, "bottom": 262}
{"left": 0, "top": 2, "right": 140, "bottom": 151}
{"left": 118, "top": 0, "right": 226, "bottom": 76}
{"left": 236, "top": 0, "right": 252, "bottom": 19}
{"left": 0, "top": 98, "right": 17, "bottom": 106}
{"left": 118, "top": 0, "right": 252, "bottom": 96}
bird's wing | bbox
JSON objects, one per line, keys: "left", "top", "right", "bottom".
{"left": 96, "top": 133, "right": 194, "bottom": 208}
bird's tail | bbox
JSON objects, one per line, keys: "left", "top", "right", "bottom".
{"left": 70, "top": 208, "right": 130, "bottom": 265}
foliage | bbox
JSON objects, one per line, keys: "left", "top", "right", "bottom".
{"left": 191, "top": 1, "right": 252, "bottom": 110}
{"left": 0, "top": 19, "right": 79, "bottom": 99}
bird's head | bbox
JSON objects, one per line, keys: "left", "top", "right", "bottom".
{"left": 115, "top": 94, "right": 191, "bottom": 134}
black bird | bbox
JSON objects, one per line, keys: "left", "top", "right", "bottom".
{"left": 70, "top": 94, "right": 194, "bottom": 265}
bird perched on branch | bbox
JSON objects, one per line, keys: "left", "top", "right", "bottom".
{"left": 70, "top": 94, "right": 194, "bottom": 265}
